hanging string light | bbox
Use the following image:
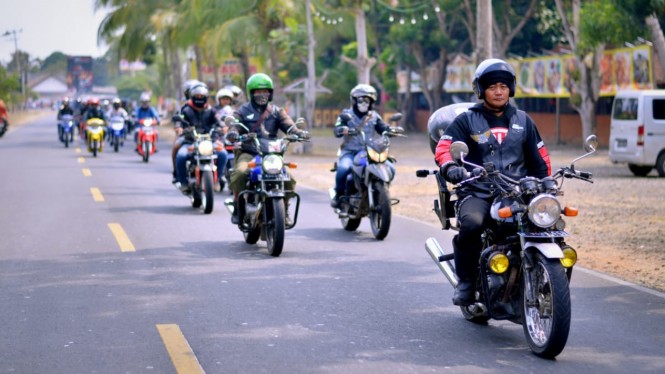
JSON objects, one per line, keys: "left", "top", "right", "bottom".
{"left": 375, "top": 0, "right": 434, "bottom": 26}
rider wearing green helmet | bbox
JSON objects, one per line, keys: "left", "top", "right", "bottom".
{"left": 226, "top": 73, "right": 311, "bottom": 225}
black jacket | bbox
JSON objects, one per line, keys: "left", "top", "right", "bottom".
{"left": 435, "top": 103, "right": 551, "bottom": 198}
{"left": 180, "top": 104, "right": 221, "bottom": 141}
{"left": 231, "top": 102, "right": 298, "bottom": 155}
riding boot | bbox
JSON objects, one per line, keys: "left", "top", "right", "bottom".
{"left": 452, "top": 235, "right": 478, "bottom": 306}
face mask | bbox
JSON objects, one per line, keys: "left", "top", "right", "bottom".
{"left": 253, "top": 93, "right": 270, "bottom": 106}
{"left": 356, "top": 97, "right": 370, "bottom": 113}
{"left": 192, "top": 96, "right": 207, "bottom": 108}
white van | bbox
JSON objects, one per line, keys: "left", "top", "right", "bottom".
{"left": 608, "top": 90, "right": 665, "bottom": 176}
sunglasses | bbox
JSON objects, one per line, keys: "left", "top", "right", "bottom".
{"left": 356, "top": 97, "right": 372, "bottom": 104}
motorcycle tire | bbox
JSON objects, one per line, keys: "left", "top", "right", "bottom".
{"left": 64, "top": 134, "right": 70, "bottom": 148}
{"left": 114, "top": 137, "right": 119, "bottom": 152}
{"left": 200, "top": 170, "right": 214, "bottom": 214}
{"left": 341, "top": 216, "right": 361, "bottom": 231}
{"left": 92, "top": 140, "right": 98, "bottom": 157}
{"left": 369, "top": 183, "right": 391, "bottom": 240}
{"left": 460, "top": 304, "right": 491, "bottom": 324}
{"left": 191, "top": 188, "right": 202, "bottom": 208}
{"left": 143, "top": 141, "right": 150, "bottom": 163}
{"left": 521, "top": 253, "right": 571, "bottom": 359}
{"left": 265, "top": 199, "right": 285, "bottom": 257}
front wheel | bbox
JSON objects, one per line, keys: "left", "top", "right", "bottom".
{"left": 369, "top": 183, "right": 391, "bottom": 240}
{"left": 92, "top": 140, "right": 98, "bottom": 157}
{"left": 522, "top": 253, "right": 571, "bottom": 359}
{"left": 200, "top": 170, "right": 214, "bottom": 214}
{"left": 265, "top": 199, "right": 285, "bottom": 257}
{"left": 142, "top": 141, "right": 151, "bottom": 162}
{"left": 113, "top": 136, "right": 120, "bottom": 152}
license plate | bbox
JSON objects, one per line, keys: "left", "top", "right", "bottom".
{"left": 616, "top": 138, "right": 627, "bottom": 148}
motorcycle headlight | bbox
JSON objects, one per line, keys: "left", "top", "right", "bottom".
{"left": 488, "top": 253, "right": 510, "bottom": 274}
{"left": 262, "top": 154, "right": 284, "bottom": 174}
{"left": 560, "top": 246, "right": 577, "bottom": 268}
{"left": 528, "top": 194, "right": 561, "bottom": 228}
{"left": 198, "top": 140, "right": 214, "bottom": 156}
{"left": 367, "top": 148, "right": 388, "bottom": 163}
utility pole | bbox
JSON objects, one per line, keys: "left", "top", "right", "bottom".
{"left": 2, "top": 29, "right": 24, "bottom": 96}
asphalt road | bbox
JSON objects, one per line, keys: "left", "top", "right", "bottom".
{"left": 1, "top": 116, "right": 664, "bottom": 373}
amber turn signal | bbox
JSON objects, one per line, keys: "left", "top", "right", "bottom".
{"left": 287, "top": 162, "right": 298, "bottom": 169}
{"left": 498, "top": 207, "right": 513, "bottom": 219}
{"left": 563, "top": 207, "right": 578, "bottom": 216}
{"left": 248, "top": 161, "right": 257, "bottom": 168}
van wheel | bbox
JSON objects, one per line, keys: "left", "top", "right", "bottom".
{"left": 656, "top": 153, "right": 665, "bottom": 177}
{"left": 628, "top": 164, "right": 652, "bottom": 177}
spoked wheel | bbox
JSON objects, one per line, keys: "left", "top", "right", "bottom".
{"left": 240, "top": 198, "right": 260, "bottom": 244}
{"left": 200, "top": 170, "right": 214, "bottom": 214}
{"left": 369, "top": 183, "right": 391, "bottom": 240}
{"left": 265, "top": 199, "right": 285, "bottom": 257}
{"left": 522, "top": 253, "right": 571, "bottom": 359}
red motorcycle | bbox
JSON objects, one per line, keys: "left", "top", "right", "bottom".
{"left": 136, "top": 118, "right": 158, "bottom": 162}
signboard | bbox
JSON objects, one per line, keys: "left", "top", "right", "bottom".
{"left": 401, "top": 45, "right": 654, "bottom": 98}
{"left": 66, "top": 56, "right": 93, "bottom": 93}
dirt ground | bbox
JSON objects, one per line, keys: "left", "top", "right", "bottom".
{"left": 12, "top": 113, "right": 664, "bottom": 292}
{"left": 289, "top": 128, "right": 665, "bottom": 293}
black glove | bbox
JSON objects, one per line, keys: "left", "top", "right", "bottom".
{"left": 295, "top": 130, "right": 311, "bottom": 140}
{"left": 226, "top": 131, "right": 239, "bottom": 143}
{"left": 443, "top": 165, "right": 467, "bottom": 184}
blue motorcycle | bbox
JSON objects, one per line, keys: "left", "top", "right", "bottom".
{"left": 58, "top": 114, "right": 76, "bottom": 148}
{"left": 108, "top": 116, "right": 126, "bottom": 152}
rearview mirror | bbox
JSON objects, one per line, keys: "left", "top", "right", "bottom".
{"left": 583, "top": 134, "right": 598, "bottom": 153}
{"left": 450, "top": 141, "right": 469, "bottom": 163}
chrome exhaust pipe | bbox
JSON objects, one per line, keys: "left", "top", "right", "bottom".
{"left": 425, "top": 237, "right": 459, "bottom": 288}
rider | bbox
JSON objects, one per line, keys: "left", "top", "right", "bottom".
{"left": 226, "top": 73, "right": 310, "bottom": 225}
{"left": 226, "top": 85, "right": 243, "bottom": 108}
{"left": 107, "top": 98, "right": 129, "bottom": 120}
{"left": 434, "top": 58, "right": 552, "bottom": 306}
{"left": 57, "top": 97, "right": 75, "bottom": 139}
{"left": 214, "top": 88, "right": 235, "bottom": 121}
{"left": 330, "top": 84, "right": 395, "bottom": 209}
{"left": 173, "top": 82, "right": 228, "bottom": 193}
{"left": 133, "top": 93, "right": 160, "bottom": 142}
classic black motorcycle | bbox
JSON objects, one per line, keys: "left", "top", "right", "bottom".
{"left": 225, "top": 126, "right": 309, "bottom": 257}
{"left": 416, "top": 135, "right": 598, "bottom": 359}
{"left": 329, "top": 113, "right": 404, "bottom": 240}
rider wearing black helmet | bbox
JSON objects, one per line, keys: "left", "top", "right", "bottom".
{"left": 434, "top": 58, "right": 552, "bottom": 306}
{"left": 330, "top": 83, "right": 396, "bottom": 209}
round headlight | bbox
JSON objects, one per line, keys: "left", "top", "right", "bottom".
{"left": 198, "top": 140, "right": 214, "bottom": 156}
{"left": 263, "top": 154, "right": 284, "bottom": 174}
{"left": 528, "top": 195, "right": 561, "bottom": 228}
{"left": 560, "top": 246, "right": 577, "bottom": 268}
{"left": 488, "top": 253, "right": 510, "bottom": 274}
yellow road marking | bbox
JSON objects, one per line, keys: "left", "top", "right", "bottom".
{"left": 90, "top": 187, "right": 104, "bottom": 202}
{"left": 107, "top": 223, "right": 135, "bottom": 252}
{"left": 78, "top": 157, "right": 85, "bottom": 164}
{"left": 156, "top": 324, "right": 205, "bottom": 374}
{"left": 82, "top": 168, "right": 92, "bottom": 177}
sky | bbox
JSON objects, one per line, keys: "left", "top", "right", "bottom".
{"left": 0, "top": 0, "right": 111, "bottom": 64}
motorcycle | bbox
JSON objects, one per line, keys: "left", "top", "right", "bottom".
{"left": 85, "top": 118, "right": 106, "bottom": 157}
{"left": 136, "top": 118, "right": 158, "bottom": 162}
{"left": 173, "top": 121, "right": 221, "bottom": 214}
{"left": 224, "top": 123, "right": 309, "bottom": 257}
{"left": 108, "top": 116, "right": 126, "bottom": 152}
{"left": 58, "top": 114, "right": 76, "bottom": 148}
{"left": 416, "top": 135, "right": 598, "bottom": 359}
{"left": 328, "top": 113, "right": 404, "bottom": 240}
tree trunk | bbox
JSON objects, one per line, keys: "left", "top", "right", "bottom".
{"left": 646, "top": 14, "right": 665, "bottom": 85}
{"left": 193, "top": 45, "right": 203, "bottom": 83}
{"left": 341, "top": 4, "right": 376, "bottom": 84}
{"left": 304, "top": 0, "right": 316, "bottom": 153}
{"left": 476, "top": 0, "right": 493, "bottom": 63}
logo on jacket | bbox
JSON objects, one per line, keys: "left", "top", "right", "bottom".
{"left": 471, "top": 130, "right": 492, "bottom": 144}
{"left": 247, "top": 113, "right": 255, "bottom": 119}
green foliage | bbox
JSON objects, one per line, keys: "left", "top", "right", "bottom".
{"left": 0, "top": 65, "right": 20, "bottom": 98}
{"left": 40, "top": 52, "right": 68, "bottom": 74}
{"left": 112, "top": 69, "right": 160, "bottom": 100}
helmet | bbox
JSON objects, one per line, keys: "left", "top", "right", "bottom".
{"left": 62, "top": 97, "right": 70, "bottom": 106}
{"left": 88, "top": 97, "right": 100, "bottom": 106}
{"left": 350, "top": 84, "right": 377, "bottom": 114}
{"left": 228, "top": 85, "right": 242, "bottom": 97}
{"left": 190, "top": 83, "right": 209, "bottom": 109}
{"left": 182, "top": 79, "right": 200, "bottom": 100}
{"left": 112, "top": 97, "right": 121, "bottom": 109}
{"left": 427, "top": 103, "right": 474, "bottom": 153}
{"left": 246, "top": 73, "right": 273, "bottom": 105}
{"left": 216, "top": 88, "right": 233, "bottom": 102}
{"left": 472, "top": 58, "right": 516, "bottom": 99}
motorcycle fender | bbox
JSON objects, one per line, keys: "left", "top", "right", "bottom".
{"left": 200, "top": 164, "right": 213, "bottom": 172}
{"left": 366, "top": 163, "right": 393, "bottom": 183}
{"left": 266, "top": 190, "right": 285, "bottom": 198}
{"left": 525, "top": 242, "right": 563, "bottom": 259}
